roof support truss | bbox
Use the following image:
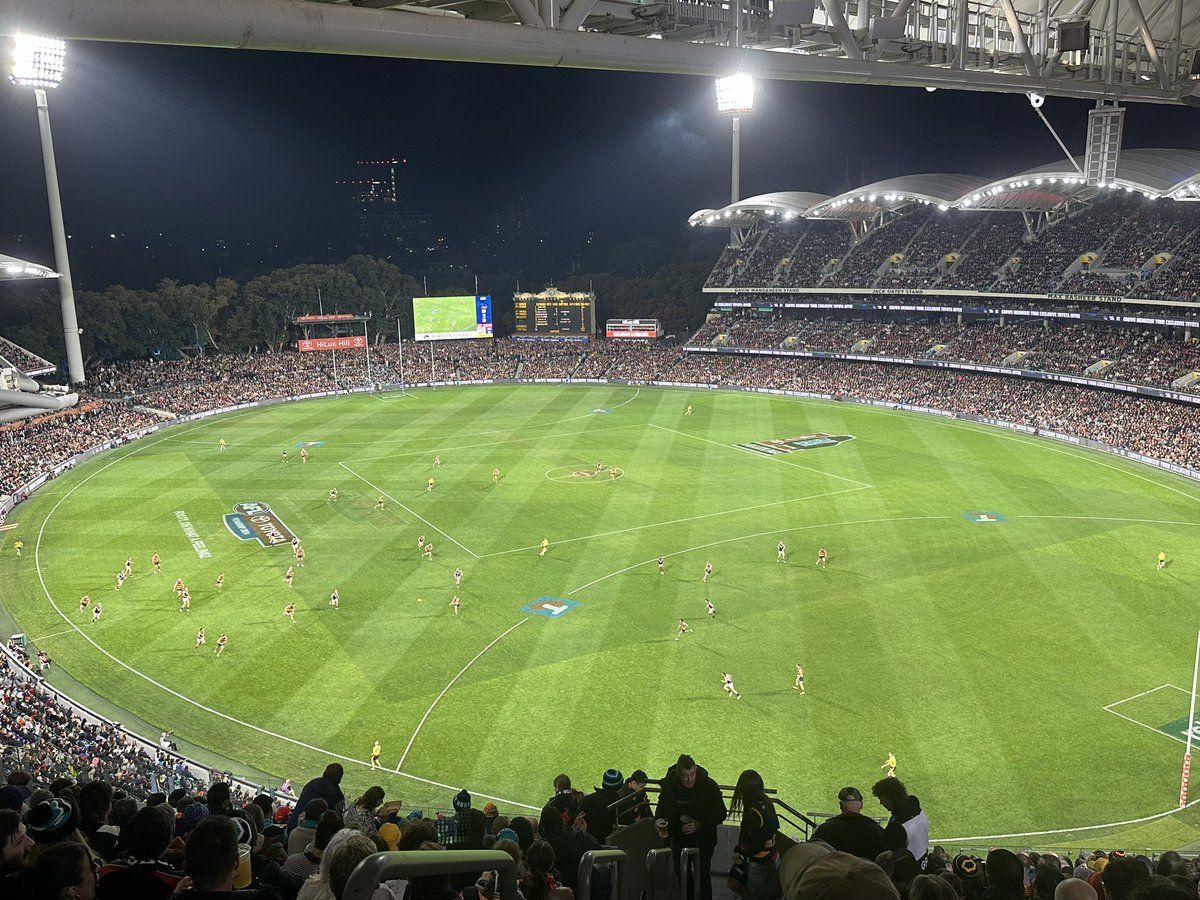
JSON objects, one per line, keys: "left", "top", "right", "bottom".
{"left": 1124, "top": 0, "right": 1172, "bottom": 86}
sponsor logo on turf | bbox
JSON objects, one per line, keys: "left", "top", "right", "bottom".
{"left": 522, "top": 597, "right": 579, "bottom": 618}
{"left": 296, "top": 441, "right": 325, "bottom": 448}
{"left": 223, "top": 502, "right": 297, "bottom": 548}
{"left": 963, "top": 512, "right": 1007, "bottom": 523}
{"left": 1158, "top": 716, "right": 1200, "bottom": 742}
{"left": 737, "top": 433, "right": 855, "bottom": 455}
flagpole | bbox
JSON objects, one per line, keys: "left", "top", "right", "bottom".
{"left": 1180, "top": 629, "right": 1200, "bottom": 807}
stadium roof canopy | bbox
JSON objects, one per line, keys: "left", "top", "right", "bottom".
{"left": 688, "top": 192, "right": 830, "bottom": 229}
{"left": 0, "top": 253, "right": 58, "bottom": 281}
{"left": 807, "top": 174, "right": 993, "bottom": 219}
{"left": 689, "top": 148, "right": 1200, "bottom": 229}
{"left": 962, "top": 148, "right": 1200, "bottom": 209}
{"left": 9, "top": 0, "right": 1200, "bottom": 107}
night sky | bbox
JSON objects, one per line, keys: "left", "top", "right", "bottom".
{"left": 4, "top": 39, "right": 1200, "bottom": 287}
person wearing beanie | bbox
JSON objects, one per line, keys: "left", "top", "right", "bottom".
{"left": 437, "top": 789, "right": 487, "bottom": 852}
{"left": 581, "top": 769, "right": 623, "bottom": 844}
{"left": 181, "top": 802, "right": 210, "bottom": 838}
{"left": 810, "top": 787, "right": 885, "bottom": 862}
{"left": 24, "top": 797, "right": 83, "bottom": 848}
{"left": 483, "top": 802, "right": 499, "bottom": 820}
{"left": 0, "top": 786, "right": 24, "bottom": 813}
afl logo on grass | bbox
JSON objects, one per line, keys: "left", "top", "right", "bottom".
{"left": 223, "top": 502, "right": 297, "bottom": 548}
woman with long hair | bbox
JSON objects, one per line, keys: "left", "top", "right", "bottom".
{"left": 523, "top": 840, "right": 574, "bottom": 900}
{"left": 344, "top": 786, "right": 386, "bottom": 837}
{"left": 728, "top": 770, "right": 780, "bottom": 900}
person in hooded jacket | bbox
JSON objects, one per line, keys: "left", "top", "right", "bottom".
{"left": 654, "top": 754, "right": 727, "bottom": 900}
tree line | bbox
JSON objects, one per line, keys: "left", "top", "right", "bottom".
{"left": 0, "top": 250, "right": 715, "bottom": 367}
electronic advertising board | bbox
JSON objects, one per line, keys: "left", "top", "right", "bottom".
{"left": 413, "top": 296, "right": 493, "bottom": 341}
{"left": 605, "top": 319, "right": 661, "bottom": 339}
{"left": 513, "top": 292, "right": 595, "bottom": 337}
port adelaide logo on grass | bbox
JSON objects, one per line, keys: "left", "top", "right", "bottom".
{"left": 737, "top": 433, "right": 855, "bottom": 456}
{"left": 223, "top": 502, "right": 297, "bottom": 548}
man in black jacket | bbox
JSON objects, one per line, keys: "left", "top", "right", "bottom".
{"left": 655, "top": 754, "right": 727, "bottom": 900}
{"left": 810, "top": 787, "right": 885, "bottom": 861}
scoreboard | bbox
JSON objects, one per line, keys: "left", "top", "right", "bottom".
{"left": 513, "top": 290, "right": 595, "bottom": 337}
{"left": 606, "top": 319, "right": 661, "bottom": 339}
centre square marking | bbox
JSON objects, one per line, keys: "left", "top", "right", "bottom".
{"left": 963, "top": 511, "right": 1006, "bottom": 523}
{"left": 522, "top": 597, "right": 579, "bottom": 618}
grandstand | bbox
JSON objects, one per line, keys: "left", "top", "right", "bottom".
{"left": 690, "top": 148, "right": 1200, "bottom": 306}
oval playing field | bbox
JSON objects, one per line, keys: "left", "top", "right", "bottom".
{"left": 3, "top": 383, "right": 1200, "bottom": 846}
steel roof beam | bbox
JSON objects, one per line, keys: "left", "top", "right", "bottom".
{"left": 1124, "top": 0, "right": 1171, "bottom": 86}
{"left": 0, "top": 0, "right": 1193, "bottom": 104}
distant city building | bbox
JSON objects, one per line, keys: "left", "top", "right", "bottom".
{"left": 337, "top": 158, "right": 435, "bottom": 254}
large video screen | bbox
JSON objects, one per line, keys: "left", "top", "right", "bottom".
{"left": 413, "top": 295, "right": 493, "bottom": 341}
{"left": 513, "top": 297, "right": 594, "bottom": 337}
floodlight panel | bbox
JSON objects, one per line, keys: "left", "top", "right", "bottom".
{"left": 10, "top": 35, "right": 66, "bottom": 88}
{"left": 716, "top": 73, "right": 755, "bottom": 114}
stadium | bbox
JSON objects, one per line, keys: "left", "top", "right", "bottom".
{"left": 6, "top": 3, "right": 1200, "bottom": 898}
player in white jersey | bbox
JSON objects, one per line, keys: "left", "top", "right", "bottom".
{"left": 722, "top": 672, "right": 741, "bottom": 700}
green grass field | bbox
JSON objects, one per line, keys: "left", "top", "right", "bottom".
{"left": 3, "top": 384, "right": 1200, "bottom": 848}
{"left": 413, "top": 296, "right": 480, "bottom": 337}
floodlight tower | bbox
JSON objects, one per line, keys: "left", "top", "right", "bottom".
{"left": 715, "top": 73, "right": 755, "bottom": 247}
{"left": 9, "top": 35, "right": 84, "bottom": 384}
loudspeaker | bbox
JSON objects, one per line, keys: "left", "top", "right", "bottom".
{"left": 775, "top": 0, "right": 815, "bottom": 26}
{"left": 1057, "top": 20, "right": 1090, "bottom": 52}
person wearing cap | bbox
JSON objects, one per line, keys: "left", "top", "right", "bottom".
{"left": 655, "top": 754, "right": 728, "bottom": 900}
{"left": 581, "top": 769, "right": 624, "bottom": 844}
{"left": 870, "top": 779, "right": 929, "bottom": 869}
{"left": 809, "top": 788, "right": 885, "bottom": 862}
{"left": 616, "top": 771, "right": 653, "bottom": 827}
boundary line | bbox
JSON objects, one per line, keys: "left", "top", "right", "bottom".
{"left": 395, "top": 618, "right": 528, "bottom": 771}
{"left": 25, "top": 432, "right": 537, "bottom": 809}
{"left": 338, "top": 462, "right": 480, "bottom": 559}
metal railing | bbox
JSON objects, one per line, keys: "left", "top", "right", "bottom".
{"left": 344, "top": 850, "right": 517, "bottom": 900}
{"left": 579, "top": 848, "right": 627, "bottom": 900}
{"left": 679, "top": 846, "right": 700, "bottom": 900}
{"left": 645, "top": 847, "right": 674, "bottom": 900}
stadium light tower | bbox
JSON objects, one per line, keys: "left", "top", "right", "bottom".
{"left": 716, "top": 73, "right": 754, "bottom": 246}
{"left": 9, "top": 35, "right": 85, "bottom": 385}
